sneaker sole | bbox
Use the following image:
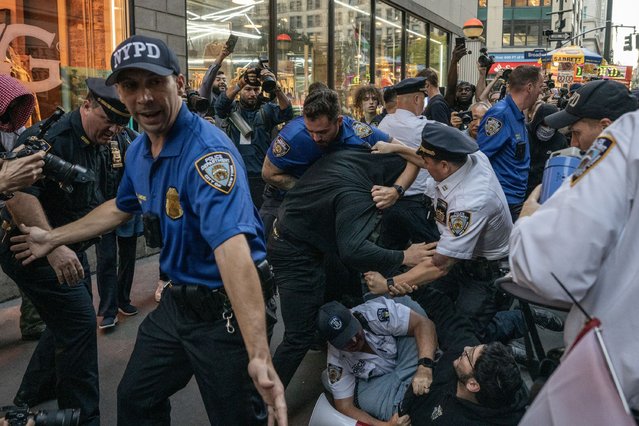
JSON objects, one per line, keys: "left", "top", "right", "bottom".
{"left": 99, "top": 319, "right": 118, "bottom": 329}
{"left": 118, "top": 308, "right": 139, "bottom": 316}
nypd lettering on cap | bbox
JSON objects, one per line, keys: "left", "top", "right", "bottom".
{"left": 195, "top": 152, "right": 237, "bottom": 194}
{"left": 329, "top": 316, "right": 343, "bottom": 330}
{"left": 112, "top": 42, "right": 161, "bottom": 69}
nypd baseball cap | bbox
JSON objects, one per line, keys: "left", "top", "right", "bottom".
{"left": 545, "top": 80, "right": 638, "bottom": 129}
{"left": 106, "top": 35, "right": 181, "bottom": 86}
{"left": 317, "top": 301, "right": 362, "bottom": 350}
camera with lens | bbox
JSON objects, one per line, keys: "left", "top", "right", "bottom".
{"left": 185, "top": 89, "right": 210, "bottom": 115}
{"left": 2, "top": 405, "right": 80, "bottom": 426}
{"left": 477, "top": 48, "right": 495, "bottom": 70}
{"left": 557, "top": 87, "right": 570, "bottom": 109}
{"left": 545, "top": 73, "right": 556, "bottom": 90}
{"left": 457, "top": 110, "right": 473, "bottom": 126}
{"left": 0, "top": 108, "right": 95, "bottom": 194}
{"left": 255, "top": 57, "right": 277, "bottom": 94}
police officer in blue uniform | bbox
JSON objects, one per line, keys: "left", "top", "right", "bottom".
{"left": 476, "top": 66, "right": 543, "bottom": 221}
{"left": 260, "top": 88, "right": 400, "bottom": 236}
{"left": 10, "top": 35, "right": 287, "bottom": 426}
{"left": 0, "top": 77, "right": 133, "bottom": 425}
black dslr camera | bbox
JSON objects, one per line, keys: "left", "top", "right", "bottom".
{"left": 0, "top": 108, "right": 95, "bottom": 193}
{"left": 185, "top": 90, "right": 209, "bottom": 114}
{"left": 545, "top": 73, "right": 556, "bottom": 90}
{"left": 255, "top": 57, "right": 277, "bottom": 94}
{"left": 2, "top": 405, "right": 80, "bottom": 426}
{"left": 457, "top": 110, "right": 473, "bottom": 125}
{"left": 477, "top": 48, "right": 495, "bottom": 70}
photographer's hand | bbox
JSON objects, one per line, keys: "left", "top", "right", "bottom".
{"left": 451, "top": 44, "right": 467, "bottom": 64}
{"left": 0, "top": 151, "right": 45, "bottom": 194}
{"left": 450, "top": 111, "right": 462, "bottom": 129}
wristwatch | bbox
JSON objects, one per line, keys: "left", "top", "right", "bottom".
{"left": 386, "top": 277, "right": 395, "bottom": 290}
{"left": 417, "top": 357, "right": 435, "bottom": 369}
{"left": 393, "top": 184, "right": 405, "bottom": 198}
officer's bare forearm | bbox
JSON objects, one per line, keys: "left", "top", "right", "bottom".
{"left": 215, "top": 234, "right": 270, "bottom": 361}
{"left": 274, "top": 88, "right": 291, "bottom": 110}
{"left": 334, "top": 397, "right": 388, "bottom": 426}
{"left": 385, "top": 143, "right": 424, "bottom": 168}
{"left": 394, "top": 162, "right": 419, "bottom": 190}
{"left": 394, "top": 254, "right": 456, "bottom": 287}
{"left": 6, "top": 193, "right": 52, "bottom": 230}
{"left": 47, "top": 199, "right": 131, "bottom": 249}
{"left": 408, "top": 311, "right": 437, "bottom": 360}
{"left": 262, "top": 157, "right": 297, "bottom": 190}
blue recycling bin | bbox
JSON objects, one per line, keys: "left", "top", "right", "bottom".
{"left": 540, "top": 147, "right": 582, "bottom": 203}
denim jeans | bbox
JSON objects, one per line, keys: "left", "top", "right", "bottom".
{"left": 117, "top": 288, "right": 267, "bottom": 425}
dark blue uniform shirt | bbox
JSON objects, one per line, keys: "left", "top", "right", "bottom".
{"left": 476, "top": 95, "right": 530, "bottom": 205}
{"left": 266, "top": 115, "right": 390, "bottom": 178}
{"left": 116, "top": 105, "right": 266, "bottom": 288}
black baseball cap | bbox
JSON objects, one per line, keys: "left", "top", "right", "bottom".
{"left": 106, "top": 35, "right": 181, "bottom": 86}
{"left": 86, "top": 78, "right": 130, "bottom": 125}
{"left": 317, "top": 301, "right": 362, "bottom": 350}
{"left": 545, "top": 80, "right": 638, "bottom": 129}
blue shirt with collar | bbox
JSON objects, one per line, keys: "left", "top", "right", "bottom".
{"left": 476, "top": 94, "right": 530, "bottom": 205}
{"left": 116, "top": 104, "right": 266, "bottom": 289}
{"left": 266, "top": 115, "right": 390, "bottom": 178}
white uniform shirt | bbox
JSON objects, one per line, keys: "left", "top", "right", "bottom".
{"left": 326, "top": 298, "right": 411, "bottom": 400}
{"left": 378, "top": 109, "right": 434, "bottom": 197}
{"left": 510, "top": 110, "right": 639, "bottom": 409}
{"left": 434, "top": 151, "right": 511, "bottom": 260}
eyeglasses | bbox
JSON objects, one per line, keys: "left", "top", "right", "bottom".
{"left": 464, "top": 347, "right": 476, "bottom": 371}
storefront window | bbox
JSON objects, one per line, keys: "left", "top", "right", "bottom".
{"left": 186, "top": 0, "right": 269, "bottom": 95}
{"left": 276, "top": 0, "right": 328, "bottom": 111}
{"left": 406, "top": 15, "right": 427, "bottom": 77}
{"left": 335, "top": 0, "right": 372, "bottom": 112}
{"left": 374, "top": 3, "right": 402, "bottom": 89}
{"left": 1, "top": 0, "right": 128, "bottom": 120}
{"left": 429, "top": 26, "right": 448, "bottom": 86}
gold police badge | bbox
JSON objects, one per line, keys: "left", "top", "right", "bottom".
{"left": 448, "top": 211, "right": 471, "bottom": 237}
{"left": 165, "top": 187, "right": 183, "bottom": 220}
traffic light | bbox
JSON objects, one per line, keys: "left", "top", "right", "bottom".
{"left": 623, "top": 34, "right": 633, "bottom": 51}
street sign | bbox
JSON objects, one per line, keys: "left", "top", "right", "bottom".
{"left": 524, "top": 49, "right": 547, "bottom": 59}
{"left": 548, "top": 32, "right": 571, "bottom": 41}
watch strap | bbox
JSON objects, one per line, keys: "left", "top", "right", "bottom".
{"left": 386, "top": 277, "right": 395, "bottom": 290}
{"left": 418, "top": 357, "right": 435, "bottom": 368}
{"left": 393, "top": 184, "right": 405, "bottom": 197}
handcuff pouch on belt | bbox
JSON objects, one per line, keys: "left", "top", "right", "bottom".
{"left": 143, "top": 213, "right": 163, "bottom": 248}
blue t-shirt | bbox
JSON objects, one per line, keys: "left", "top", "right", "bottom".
{"left": 116, "top": 105, "right": 266, "bottom": 288}
{"left": 476, "top": 95, "right": 530, "bottom": 205}
{"left": 266, "top": 115, "right": 390, "bottom": 178}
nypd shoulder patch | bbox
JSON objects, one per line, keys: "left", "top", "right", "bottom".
{"left": 484, "top": 117, "right": 503, "bottom": 136}
{"left": 571, "top": 135, "right": 616, "bottom": 187}
{"left": 272, "top": 136, "right": 290, "bottom": 158}
{"left": 448, "top": 211, "right": 471, "bottom": 237}
{"left": 328, "top": 364, "right": 343, "bottom": 384}
{"left": 377, "top": 308, "right": 390, "bottom": 322}
{"left": 353, "top": 121, "right": 373, "bottom": 138}
{"left": 195, "top": 152, "right": 236, "bottom": 194}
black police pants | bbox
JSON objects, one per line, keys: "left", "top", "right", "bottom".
{"left": 117, "top": 288, "right": 267, "bottom": 426}
{"left": 95, "top": 231, "right": 138, "bottom": 317}
{"left": 378, "top": 195, "right": 440, "bottom": 251}
{"left": 0, "top": 244, "right": 99, "bottom": 426}
{"left": 268, "top": 233, "right": 325, "bottom": 388}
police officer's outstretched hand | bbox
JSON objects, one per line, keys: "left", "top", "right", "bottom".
{"left": 11, "top": 223, "right": 61, "bottom": 265}
{"left": 0, "top": 151, "right": 45, "bottom": 194}
{"left": 248, "top": 358, "right": 288, "bottom": 426}
{"left": 403, "top": 242, "right": 437, "bottom": 267}
{"left": 371, "top": 185, "right": 400, "bottom": 209}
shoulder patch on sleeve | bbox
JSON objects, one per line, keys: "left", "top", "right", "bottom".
{"left": 194, "top": 152, "right": 237, "bottom": 194}
{"left": 377, "top": 308, "right": 390, "bottom": 322}
{"left": 570, "top": 136, "right": 616, "bottom": 187}
{"left": 484, "top": 117, "right": 503, "bottom": 136}
{"left": 448, "top": 211, "right": 471, "bottom": 237}
{"left": 328, "top": 363, "right": 343, "bottom": 384}
{"left": 353, "top": 121, "right": 373, "bottom": 138}
{"left": 272, "top": 136, "right": 290, "bottom": 158}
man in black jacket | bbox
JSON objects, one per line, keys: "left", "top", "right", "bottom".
{"left": 269, "top": 150, "right": 431, "bottom": 387}
{"left": 403, "top": 287, "right": 528, "bottom": 426}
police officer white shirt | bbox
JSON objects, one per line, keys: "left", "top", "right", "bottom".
{"left": 378, "top": 109, "right": 435, "bottom": 197}
{"left": 327, "top": 298, "right": 411, "bottom": 400}
{"left": 434, "top": 150, "right": 511, "bottom": 261}
{"left": 510, "top": 110, "right": 639, "bottom": 409}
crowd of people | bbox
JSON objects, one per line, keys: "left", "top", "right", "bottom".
{"left": 1, "top": 33, "right": 638, "bottom": 426}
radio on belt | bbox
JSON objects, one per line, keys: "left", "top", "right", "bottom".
{"left": 539, "top": 147, "right": 582, "bottom": 203}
